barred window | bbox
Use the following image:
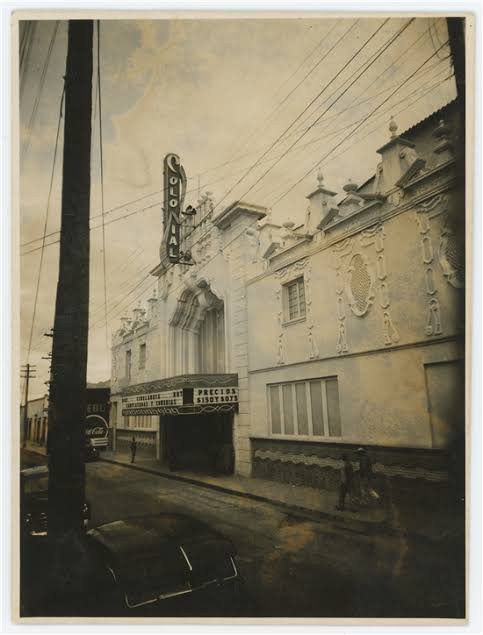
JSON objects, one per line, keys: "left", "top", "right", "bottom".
{"left": 268, "top": 377, "right": 341, "bottom": 438}
{"left": 125, "top": 350, "right": 132, "bottom": 381}
{"left": 284, "top": 277, "right": 306, "bottom": 322}
{"left": 139, "top": 343, "right": 147, "bottom": 369}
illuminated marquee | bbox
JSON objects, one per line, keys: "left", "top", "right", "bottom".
{"left": 163, "top": 153, "right": 187, "bottom": 263}
{"left": 121, "top": 386, "right": 239, "bottom": 416}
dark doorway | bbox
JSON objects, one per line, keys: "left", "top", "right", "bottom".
{"left": 161, "top": 413, "right": 234, "bottom": 475}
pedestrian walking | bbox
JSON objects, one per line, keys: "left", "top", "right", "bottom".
{"left": 336, "top": 454, "right": 355, "bottom": 511}
{"left": 130, "top": 435, "right": 137, "bottom": 463}
{"left": 356, "top": 447, "right": 379, "bottom": 504}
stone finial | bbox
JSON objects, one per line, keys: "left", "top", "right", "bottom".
{"left": 433, "top": 118, "right": 453, "bottom": 163}
{"left": 317, "top": 169, "right": 324, "bottom": 187}
{"left": 343, "top": 178, "right": 358, "bottom": 193}
{"left": 389, "top": 116, "right": 398, "bottom": 139}
{"left": 433, "top": 118, "right": 451, "bottom": 140}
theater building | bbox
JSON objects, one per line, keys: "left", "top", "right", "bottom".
{"left": 110, "top": 100, "right": 465, "bottom": 490}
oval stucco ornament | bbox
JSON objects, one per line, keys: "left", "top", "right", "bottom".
{"left": 346, "top": 253, "right": 375, "bottom": 317}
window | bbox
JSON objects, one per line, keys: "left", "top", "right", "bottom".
{"left": 139, "top": 343, "right": 146, "bottom": 369}
{"left": 268, "top": 377, "right": 341, "bottom": 438}
{"left": 123, "top": 415, "right": 153, "bottom": 429}
{"left": 125, "top": 350, "right": 132, "bottom": 381}
{"left": 283, "top": 277, "right": 306, "bottom": 322}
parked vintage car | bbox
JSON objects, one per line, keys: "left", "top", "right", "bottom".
{"left": 56, "top": 513, "right": 253, "bottom": 617}
{"left": 20, "top": 465, "right": 91, "bottom": 539}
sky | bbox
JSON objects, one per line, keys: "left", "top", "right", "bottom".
{"left": 19, "top": 16, "right": 456, "bottom": 399}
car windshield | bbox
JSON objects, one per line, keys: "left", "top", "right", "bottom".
{"left": 23, "top": 475, "right": 48, "bottom": 496}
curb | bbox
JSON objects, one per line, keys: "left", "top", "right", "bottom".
{"left": 100, "top": 457, "right": 388, "bottom": 535}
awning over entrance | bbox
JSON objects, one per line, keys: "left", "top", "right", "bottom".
{"left": 120, "top": 373, "right": 238, "bottom": 416}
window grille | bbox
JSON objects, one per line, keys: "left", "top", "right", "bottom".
{"left": 284, "top": 277, "right": 306, "bottom": 322}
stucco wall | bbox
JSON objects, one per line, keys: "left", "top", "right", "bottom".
{"left": 249, "top": 339, "right": 461, "bottom": 449}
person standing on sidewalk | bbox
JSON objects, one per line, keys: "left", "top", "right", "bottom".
{"left": 336, "top": 454, "right": 355, "bottom": 511}
{"left": 130, "top": 435, "right": 137, "bottom": 463}
{"left": 357, "top": 447, "right": 378, "bottom": 504}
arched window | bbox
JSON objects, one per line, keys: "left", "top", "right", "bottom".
{"left": 169, "top": 283, "right": 225, "bottom": 375}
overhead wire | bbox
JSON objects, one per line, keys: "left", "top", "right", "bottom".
{"left": 26, "top": 87, "right": 65, "bottom": 364}
{"left": 20, "top": 23, "right": 438, "bottom": 254}
{"left": 256, "top": 61, "right": 452, "bottom": 202}
{"left": 228, "top": 18, "right": 413, "bottom": 211}
{"left": 271, "top": 38, "right": 450, "bottom": 207}
{"left": 210, "top": 19, "right": 370, "bottom": 215}
{"left": 21, "top": 49, "right": 451, "bottom": 260}
{"left": 260, "top": 71, "right": 454, "bottom": 204}
{"left": 22, "top": 21, "right": 59, "bottom": 160}
{"left": 222, "top": 20, "right": 344, "bottom": 166}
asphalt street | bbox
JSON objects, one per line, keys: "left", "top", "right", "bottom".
{"left": 87, "top": 460, "right": 464, "bottom": 618}
{"left": 20, "top": 452, "right": 464, "bottom": 618}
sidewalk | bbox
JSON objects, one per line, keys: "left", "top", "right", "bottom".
{"left": 100, "top": 451, "right": 464, "bottom": 543}
{"left": 100, "top": 450, "right": 387, "bottom": 534}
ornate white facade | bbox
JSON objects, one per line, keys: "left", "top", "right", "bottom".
{"left": 110, "top": 100, "right": 464, "bottom": 489}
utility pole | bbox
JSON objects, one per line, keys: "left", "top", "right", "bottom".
{"left": 20, "top": 364, "right": 36, "bottom": 448}
{"left": 47, "top": 20, "right": 93, "bottom": 541}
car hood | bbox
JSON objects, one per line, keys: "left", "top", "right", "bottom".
{"left": 87, "top": 514, "right": 237, "bottom": 604}
{"left": 88, "top": 514, "right": 232, "bottom": 557}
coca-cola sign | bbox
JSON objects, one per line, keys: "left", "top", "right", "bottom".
{"left": 85, "top": 416, "right": 108, "bottom": 439}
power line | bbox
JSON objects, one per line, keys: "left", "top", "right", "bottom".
{"left": 222, "top": 20, "right": 344, "bottom": 168}
{"left": 19, "top": 22, "right": 37, "bottom": 98}
{"left": 26, "top": 87, "right": 64, "bottom": 364}
{"left": 211, "top": 19, "right": 368, "bottom": 215}
{"left": 88, "top": 210, "right": 265, "bottom": 334}
{"left": 228, "top": 18, "right": 411, "bottom": 209}
{"left": 21, "top": 53, "right": 450, "bottom": 261}
{"left": 22, "top": 21, "right": 59, "bottom": 160}
{"left": 256, "top": 61, "right": 452, "bottom": 203}
{"left": 271, "top": 38, "right": 450, "bottom": 207}
{"left": 260, "top": 70, "right": 454, "bottom": 204}
{"left": 96, "top": 20, "right": 109, "bottom": 353}
{"left": 20, "top": 23, "right": 437, "bottom": 254}
{"left": 288, "top": 21, "right": 436, "bottom": 140}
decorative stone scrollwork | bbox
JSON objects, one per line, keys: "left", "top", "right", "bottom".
{"left": 376, "top": 254, "right": 386, "bottom": 280}
{"left": 439, "top": 225, "right": 464, "bottom": 288}
{"left": 426, "top": 297, "right": 442, "bottom": 336}
{"left": 415, "top": 194, "right": 449, "bottom": 337}
{"left": 275, "top": 288, "right": 284, "bottom": 365}
{"left": 275, "top": 258, "right": 308, "bottom": 279}
{"left": 379, "top": 281, "right": 390, "bottom": 309}
{"left": 425, "top": 267, "right": 436, "bottom": 295}
{"left": 421, "top": 234, "right": 434, "bottom": 264}
{"left": 336, "top": 322, "right": 348, "bottom": 353}
{"left": 359, "top": 224, "right": 399, "bottom": 345}
{"left": 304, "top": 261, "right": 319, "bottom": 360}
{"left": 333, "top": 241, "right": 352, "bottom": 354}
{"left": 383, "top": 312, "right": 400, "bottom": 345}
